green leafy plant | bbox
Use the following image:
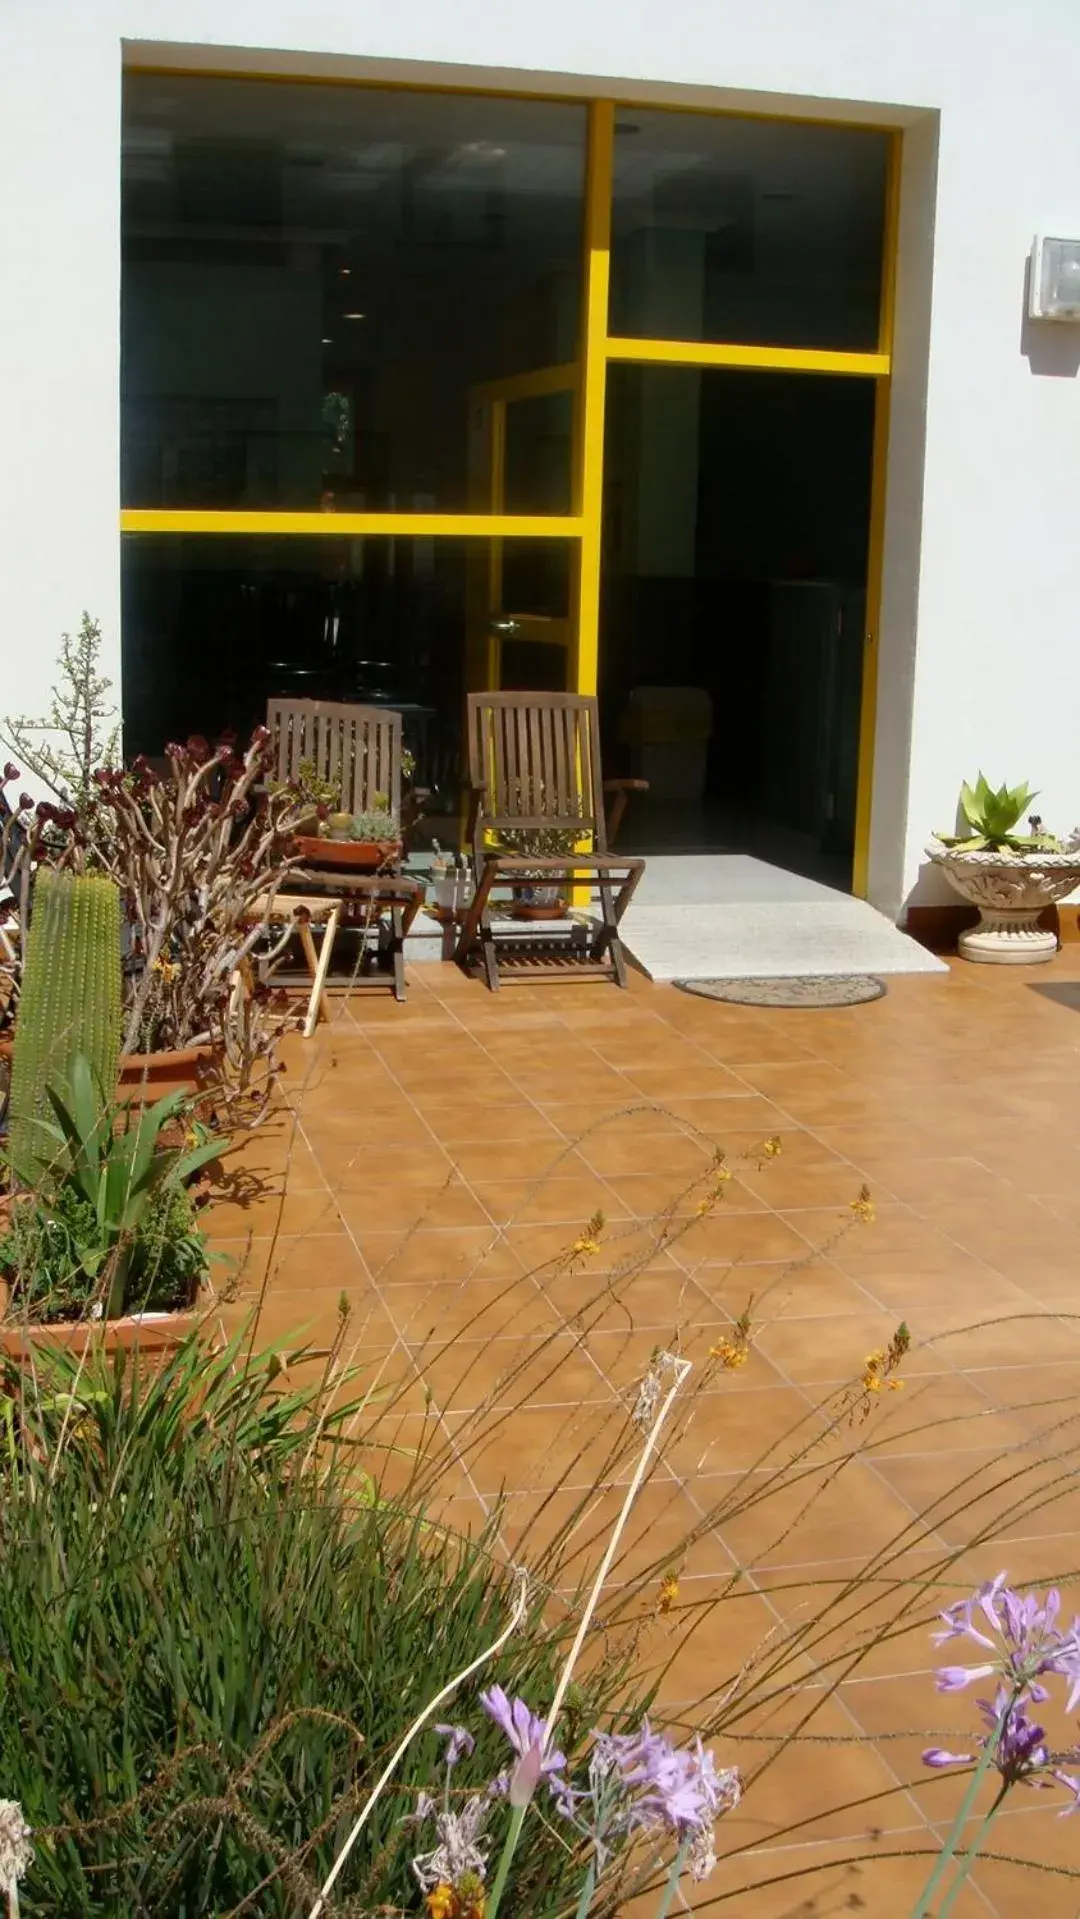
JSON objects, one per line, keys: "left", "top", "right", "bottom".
{"left": 0, "top": 612, "right": 119, "bottom": 825}
{"left": 3, "top": 1055, "right": 228, "bottom": 1319}
{"left": 270, "top": 758, "right": 342, "bottom": 814}
{"left": 0, "top": 1180, "right": 211, "bottom": 1322}
{"left": 936, "top": 774, "right": 1060, "bottom": 852}
{"left": 0, "top": 1331, "right": 641, "bottom": 1916}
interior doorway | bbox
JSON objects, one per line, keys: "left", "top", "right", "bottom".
{"left": 599, "top": 365, "right": 876, "bottom": 890}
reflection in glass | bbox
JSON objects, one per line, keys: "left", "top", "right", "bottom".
{"left": 601, "top": 365, "right": 875, "bottom": 879}
{"left": 610, "top": 109, "right": 888, "bottom": 350}
{"left": 121, "top": 77, "right": 586, "bottom": 511}
{"left": 121, "top": 535, "right": 575, "bottom": 798}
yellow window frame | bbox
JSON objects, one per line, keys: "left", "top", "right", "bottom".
{"left": 119, "top": 74, "right": 898, "bottom": 898}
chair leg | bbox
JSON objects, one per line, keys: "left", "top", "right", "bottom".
{"left": 593, "top": 878, "right": 628, "bottom": 987}
{"left": 303, "top": 905, "right": 340, "bottom": 1038}
{"left": 479, "top": 912, "right": 500, "bottom": 992}
{"left": 390, "top": 906, "right": 407, "bottom": 1002}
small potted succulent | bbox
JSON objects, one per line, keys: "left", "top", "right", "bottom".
{"left": 295, "top": 798, "right": 402, "bottom": 873}
{"left": 497, "top": 822, "right": 579, "bottom": 919}
{"left": 927, "top": 775, "right": 1080, "bottom": 963}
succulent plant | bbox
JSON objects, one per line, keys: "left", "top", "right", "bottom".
{"left": 7, "top": 869, "right": 122, "bottom": 1183}
{"left": 936, "top": 775, "right": 1060, "bottom": 853}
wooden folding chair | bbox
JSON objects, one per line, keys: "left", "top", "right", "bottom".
{"left": 267, "top": 697, "right": 403, "bottom": 818}
{"left": 454, "top": 692, "right": 647, "bottom": 990}
{"left": 266, "top": 697, "right": 427, "bottom": 1001}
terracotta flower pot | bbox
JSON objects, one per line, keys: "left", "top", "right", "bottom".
{"left": 118, "top": 1042, "right": 223, "bottom": 1105}
{"left": 292, "top": 834, "right": 402, "bottom": 873}
{"left": 0, "top": 1306, "right": 207, "bottom": 1360}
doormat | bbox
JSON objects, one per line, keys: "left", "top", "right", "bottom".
{"left": 675, "top": 975, "right": 887, "bottom": 1008}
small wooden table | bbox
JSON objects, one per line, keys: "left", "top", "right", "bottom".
{"left": 283, "top": 853, "right": 424, "bottom": 1002}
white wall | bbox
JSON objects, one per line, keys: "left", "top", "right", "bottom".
{"left": 3, "top": 0, "right": 1080, "bottom": 914}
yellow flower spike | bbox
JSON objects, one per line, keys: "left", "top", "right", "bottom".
{"left": 571, "top": 1209, "right": 605, "bottom": 1258}
{"left": 709, "top": 1337, "right": 750, "bottom": 1370}
{"left": 657, "top": 1570, "right": 680, "bottom": 1614}
{"left": 426, "top": 1886, "right": 457, "bottom": 1919}
{"left": 850, "top": 1185, "right": 875, "bottom": 1224}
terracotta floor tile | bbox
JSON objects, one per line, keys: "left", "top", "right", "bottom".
{"left": 354, "top": 1226, "right": 521, "bottom": 1285}
{"left": 673, "top": 1209, "right": 823, "bottom": 1266}
{"left": 201, "top": 950, "right": 1080, "bottom": 1910}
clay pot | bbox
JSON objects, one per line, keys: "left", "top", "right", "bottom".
{"left": 0, "top": 1307, "right": 205, "bottom": 1360}
{"left": 118, "top": 1042, "right": 223, "bottom": 1105}
{"left": 292, "top": 835, "right": 402, "bottom": 873}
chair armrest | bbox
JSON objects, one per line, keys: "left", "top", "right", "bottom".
{"left": 602, "top": 778, "right": 648, "bottom": 845}
{"left": 401, "top": 787, "right": 432, "bottom": 832}
{"left": 464, "top": 782, "right": 487, "bottom": 849}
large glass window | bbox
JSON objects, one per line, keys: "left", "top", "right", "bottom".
{"left": 122, "top": 78, "right": 586, "bottom": 511}
{"left": 610, "top": 110, "right": 888, "bottom": 350}
{"left": 121, "top": 533, "right": 574, "bottom": 795}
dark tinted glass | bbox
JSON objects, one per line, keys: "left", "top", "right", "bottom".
{"left": 601, "top": 364, "right": 875, "bottom": 873}
{"left": 122, "top": 77, "right": 586, "bottom": 510}
{"left": 610, "top": 110, "right": 888, "bottom": 350}
{"left": 121, "top": 535, "right": 575, "bottom": 799}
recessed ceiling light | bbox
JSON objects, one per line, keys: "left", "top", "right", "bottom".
{"left": 321, "top": 336, "right": 334, "bottom": 345}
{"left": 340, "top": 266, "right": 351, "bottom": 276}
{"left": 342, "top": 311, "right": 366, "bottom": 320}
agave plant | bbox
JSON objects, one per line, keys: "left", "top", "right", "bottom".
{"left": 936, "top": 774, "right": 1060, "bottom": 853}
{"left": 14, "top": 1055, "right": 228, "bottom": 1318}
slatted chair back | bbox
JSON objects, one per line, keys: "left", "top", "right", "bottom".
{"left": 266, "top": 699, "right": 402, "bottom": 817}
{"left": 466, "top": 692, "right": 607, "bottom": 851}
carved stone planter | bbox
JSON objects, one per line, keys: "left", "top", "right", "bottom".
{"left": 927, "top": 840, "right": 1080, "bottom": 964}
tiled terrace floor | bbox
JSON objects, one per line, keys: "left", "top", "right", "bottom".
{"left": 208, "top": 953, "right": 1080, "bottom": 1915}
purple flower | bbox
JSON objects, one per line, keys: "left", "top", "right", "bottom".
{"left": 923, "top": 1685, "right": 1080, "bottom": 1813}
{"left": 479, "top": 1687, "right": 567, "bottom": 1798}
{"left": 601, "top": 1720, "right": 739, "bottom": 1838}
{"left": 936, "top": 1664, "right": 997, "bottom": 1693}
{"left": 435, "top": 1723, "right": 475, "bottom": 1769}
{"left": 931, "top": 1574, "right": 1080, "bottom": 1709}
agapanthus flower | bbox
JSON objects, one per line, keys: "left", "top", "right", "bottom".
{"left": 932, "top": 1574, "right": 1080, "bottom": 1709}
{"left": 923, "top": 1686, "right": 1080, "bottom": 1812}
{"left": 435, "top": 1724, "right": 475, "bottom": 1769}
{"left": 479, "top": 1687, "right": 567, "bottom": 1801}
{"left": 0, "top": 1800, "right": 32, "bottom": 1896}
{"left": 410, "top": 1793, "right": 490, "bottom": 1892}
{"left": 604, "top": 1720, "right": 739, "bottom": 1838}
{"left": 557, "top": 1723, "right": 738, "bottom": 1887}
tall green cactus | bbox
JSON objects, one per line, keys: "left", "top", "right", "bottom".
{"left": 7, "top": 869, "right": 122, "bottom": 1183}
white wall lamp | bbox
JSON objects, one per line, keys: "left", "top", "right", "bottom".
{"left": 1029, "top": 237, "right": 1080, "bottom": 321}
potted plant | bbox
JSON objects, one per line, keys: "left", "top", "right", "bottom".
{"left": 496, "top": 822, "right": 580, "bottom": 920}
{"left": 1, "top": 730, "right": 304, "bottom": 1119}
{"left": 0, "top": 1055, "right": 227, "bottom": 1354}
{"left": 927, "top": 774, "right": 1080, "bottom": 963}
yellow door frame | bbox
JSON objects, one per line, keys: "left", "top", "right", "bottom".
{"left": 119, "top": 76, "right": 897, "bottom": 898}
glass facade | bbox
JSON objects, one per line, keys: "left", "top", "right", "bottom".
{"left": 122, "top": 77, "right": 586, "bottom": 511}
{"left": 120, "top": 72, "right": 893, "bottom": 883}
{"left": 610, "top": 110, "right": 888, "bottom": 349}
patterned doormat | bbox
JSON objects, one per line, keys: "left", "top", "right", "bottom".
{"left": 675, "top": 975, "right": 887, "bottom": 1008}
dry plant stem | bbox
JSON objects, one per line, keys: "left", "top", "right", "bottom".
{"left": 306, "top": 1565, "right": 530, "bottom": 1919}
{"left": 484, "top": 1359, "right": 694, "bottom": 1919}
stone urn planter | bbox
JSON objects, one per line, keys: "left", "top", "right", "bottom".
{"left": 927, "top": 839, "right": 1080, "bottom": 963}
